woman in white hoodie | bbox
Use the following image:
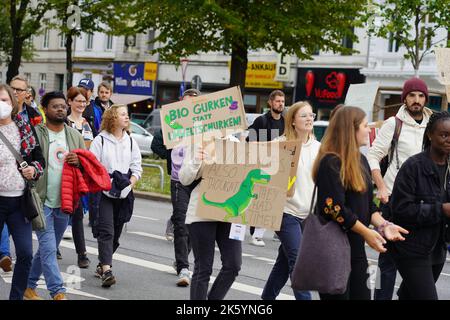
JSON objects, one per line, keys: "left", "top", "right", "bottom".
{"left": 90, "top": 104, "right": 142, "bottom": 288}
{"left": 261, "top": 101, "right": 320, "bottom": 300}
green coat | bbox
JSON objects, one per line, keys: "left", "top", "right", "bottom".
{"left": 34, "top": 123, "right": 86, "bottom": 203}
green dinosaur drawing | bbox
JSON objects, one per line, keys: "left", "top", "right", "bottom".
{"left": 201, "top": 169, "right": 271, "bottom": 224}
{"left": 165, "top": 115, "right": 184, "bottom": 129}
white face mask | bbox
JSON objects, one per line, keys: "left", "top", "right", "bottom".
{"left": 0, "top": 101, "right": 12, "bottom": 120}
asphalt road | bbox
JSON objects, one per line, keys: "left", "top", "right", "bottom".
{"left": 1, "top": 197, "right": 450, "bottom": 300}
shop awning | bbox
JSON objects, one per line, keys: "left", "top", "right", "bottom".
{"left": 110, "top": 93, "right": 153, "bottom": 105}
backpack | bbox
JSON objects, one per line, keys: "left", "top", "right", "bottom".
{"left": 379, "top": 116, "right": 403, "bottom": 177}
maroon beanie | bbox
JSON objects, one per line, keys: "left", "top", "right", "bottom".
{"left": 401, "top": 77, "right": 428, "bottom": 102}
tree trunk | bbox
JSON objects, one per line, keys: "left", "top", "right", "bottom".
{"left": 66, "top": 32, "right": 73, "bottom": 90}
{"left": 229, "top": 36, "right": 248, "bottom": 94}
{"left": 6, "top": 35, "right": 23, "bottom": 83}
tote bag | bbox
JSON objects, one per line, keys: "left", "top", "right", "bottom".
{"left": 291, "top": 185, "right": 351, "bottom": 295}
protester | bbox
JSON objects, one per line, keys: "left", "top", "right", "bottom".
{"left": 90, "top": 104, "right": 142, "bottom": 288}
{"left": 0, "top": 84, "right": 45, "bottom": 300}
{"left": 23, "top": 91, "right": 84, "bottom": 300}
{"left": 79, "top": 78, "right": 102, "bottom": 137}
{"left": 247, "top": 90, "right": 286, "bottom": 246}
{"left": 262, "top": 101, "right": 320, "bottom": 300}
{"left": 169, "top": 88, "right": 202, "bottom": 287}
{"left": 389, "top": 111, "right": 450, "bottom": 300}
{"left": 9, "top": 76, "right": 42, "bottom": 126}
{"left": 180, "top": 136, "right": 242, "bottom": 300}
{"left": 312, "top": 106, "right": 408, "bottom": 300}
{"left": 368, "top": 77, "right": 432, "bottom": 300}
{"left": 94, "top": 82, "right": 114, "bottom": 111}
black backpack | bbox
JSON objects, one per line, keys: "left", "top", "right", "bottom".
{"left": 379, "top": 116, "right": 403, "bottom": 177}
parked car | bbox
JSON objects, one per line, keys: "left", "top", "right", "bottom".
{"left": 313, "top": 120, "right": 329, "bottom": 141}
{"left": 130, "top": 122, "right": 154, "bottom": 156}
{"left": 141, "top": 109, "right": 161, "bottom": 136}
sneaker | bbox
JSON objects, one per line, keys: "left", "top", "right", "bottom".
{"left": 165, "top": 219, "right": 174, "bottom": 241}
{"left": 56, "top": 248, "right": 62, "bottom": 260}
{"left": 77, "top": 254, "right": 90, "bottom": 269}
{"left": 272, "top": 233, "right": 280, "bottom": 242}
{"left": 0, "top": 256, "right": 12, "bottom": 272}
{"left": 53, "top": 293, "right": 68, "bottom": 300}
{"left": 94, "top": 263, "right": 103, "bottom": 278}
{"left": 63, "top": 226, "right": 72, "bottom": 240}
{"left": 23, "top": 288, "right": 44, "bottom": 300}
{"left": 101, "top": 269, "right": 116, "bottom": 288}
{"left": 176, "top": 268, "right": 190, "bottom": 287}
{"left": 249, "top": 237, "right": 265, "bottom": 247}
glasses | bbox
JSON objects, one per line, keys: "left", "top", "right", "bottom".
{"left": 73, "top": 99, "right": 87, "bottom": 104}
{"left": 49, "top": 104, "right": 68, "bottom": 110}
{"left": 11, "top": 87, "right": 27, "bottom": 94}
{"left": 299, "top": 113, "right": 316, "bottom": 119}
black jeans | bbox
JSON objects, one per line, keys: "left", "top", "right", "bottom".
{"left": 71, "top": 203, "right": 86, "bottom": 255}
{"left": 374, "top": 202, "right": 397, "bottom": 300}
{"left": 170, "top": 180, "right": 192, "bottom": 274}
{"left": 188, "top": 221, "right": 242, "bottom": 300}
{"left": 319, "top": 257, "right": 371, "bottom": 300}
{"left": 395, "top": 258, "right": 444, "bottom": 300}
{"left": 96, "top": 194, "right": 125, "bottom": 266}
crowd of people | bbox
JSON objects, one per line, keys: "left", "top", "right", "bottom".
{"left": 0, "top": 75, "right": 449, "bottom": 301}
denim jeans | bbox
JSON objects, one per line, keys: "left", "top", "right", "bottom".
{"left": 0, "top": 223, "right": 10, "bottom": 258}
{"left": 188, "top": 221, "right": 242, "bottom": 300}
{"left": 28, "top": 206, "right": 69, "bottom": 298}
{"left": 0, "top": 196, "right": 33, "bottom": 300}
{"left": 261, "top": 213, "right": 311, "bottom": 300}
{"left": 170, "top": 180, "right": 192, "bottom": 274}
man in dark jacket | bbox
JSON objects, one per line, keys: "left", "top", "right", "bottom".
{"left": 94, "top": 81, "right": 114, "bottom": 111}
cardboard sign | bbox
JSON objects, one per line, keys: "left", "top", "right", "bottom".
{"left": 345, "top": 82, "right": 379, "bottom": 122}
{"left": 196, "top": 140, "right": 292, "bottom": 231}
{"left": 160, "top": 86, "right": 246, "bottom": 149}
{"left": 255, "top": 140, "right": 301, "bottom": 197}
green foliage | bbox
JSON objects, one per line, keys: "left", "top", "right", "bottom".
{"left": 102, "top": 0, "right": 366, "bottom": 65}
{"left": 364, "top": 0, "right": 450, "bottom": 71}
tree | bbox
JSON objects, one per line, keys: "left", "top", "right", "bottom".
{"left": 365, "top": 0, "right": 450, "bottom": 76}
{"left": 4, "top": 0, "right": 53, "bottom": 83}
{"left": 103, "top": 0, "right": 366, "bottom": 91}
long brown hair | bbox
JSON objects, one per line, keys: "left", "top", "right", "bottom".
{"left": 284, "top": 101, "right": 315, "bottom": 141}
{"left": 312, "top": 106, "right": 367, "bottom": 192}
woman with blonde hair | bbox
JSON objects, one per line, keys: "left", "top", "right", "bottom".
{"left": 312, "top": 106, "right": 408, "bottom": 300}
{"left": 262, "top": 101, "right": 320, "bottom": 300}
{"left": 90, "top": 104, "right": 142, "bottom": 288}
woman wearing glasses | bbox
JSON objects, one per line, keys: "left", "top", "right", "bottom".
{"left": 262, "top": 101, "right": 320, "bottom": 300}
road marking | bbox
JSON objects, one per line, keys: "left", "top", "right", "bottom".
{"left": 132, "top": 215, "right": 159, "bottom": 221}
{"left": 127, "top": 231, "right": 167, "bottom": 241}
{"left": 56, "top": 239, "right": 294, "bottom": 300}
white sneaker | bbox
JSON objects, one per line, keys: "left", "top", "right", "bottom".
{"left": 176, "top": 268, "right": 190, "bottom": 287}
{"left": 63, "top": 226, "right": 72, "bottom": 240}
{"left": 249, "top": 237, "right": 265, "bottom": 247}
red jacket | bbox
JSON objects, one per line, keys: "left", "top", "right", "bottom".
{"left": 61, "top": 149, "right": 111, "bottom": 214}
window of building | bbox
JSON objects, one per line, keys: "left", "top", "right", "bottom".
{"left": 39, "top": 73, "right": 47, "bottom": 91}
{"left": 147, "top": 30, "right": 155, "bottom": 51}
{"left": 24, "top": 73, "right": 31, "bottom": 84}
{"left": 43, "top": 29, "right": 50, "bottom": 49}
{"left": 106, "top": 34, "right": 113, "bottom": 50}
{"left": 388, "top": 32, "right": 400, "bottom": 52}
{"left": 340, "top": 27, "right": 354, "bottom": 55}
{"left": 59, "top": 33, "right": 66, "bottom": 48}
{"left": 86, "top": 33, "right": 94, "bottom": 50}
{"left": 83, "top": 73, "right": 92, "bottom": 80}
{"left": 55, "top": 74, "right": 64, "bottom": 91}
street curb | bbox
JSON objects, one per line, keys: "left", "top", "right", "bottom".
{"left": 134, "top": 190, "right": 171, "bottom": 203}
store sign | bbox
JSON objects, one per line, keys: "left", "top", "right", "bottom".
{"left": 274, "top": 53, "right": 291, "bottom": 82}
{"left": 246, "top": 62, "right": 283, "bottom": 89}
{"left": 113, "top": 62, "right": 153, "bottom": 95}
{"left": 144, "top": 62, "right": 158, "bottom": 81}
{"left": 296, "top": 68, "right": 365, "bottom": 109}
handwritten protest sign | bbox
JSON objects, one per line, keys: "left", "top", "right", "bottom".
{"left": 160, "top": 86, "right": 246, "bottom": 149}
{"left": 196, "top": 140, "right": 292, "bottom": 231}
{"left": 345, "top": 82, "right": 379, "bottom": 122}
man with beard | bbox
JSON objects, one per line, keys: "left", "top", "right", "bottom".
{"left": 23, "top": 92, "right": 85, "bottom": 300}
{"left": 246, "top": 90, "right": 286, "bottom": 247}
{"left": 367, "top": 77, "right": 433, "bottom": 300}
